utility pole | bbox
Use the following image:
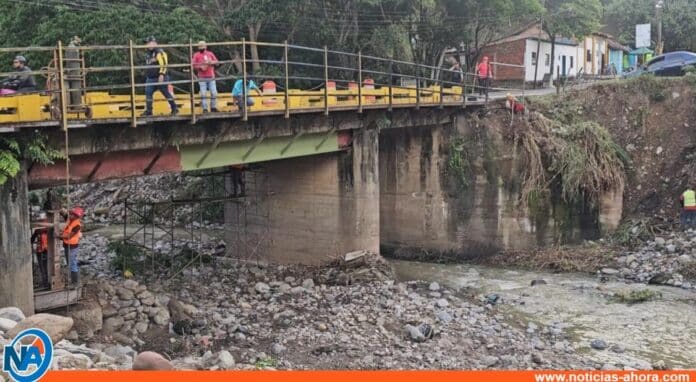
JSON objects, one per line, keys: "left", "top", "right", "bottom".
{"left": 655, "top": 0, "right": 664, "bottom": 55}
{"left": 533, "top": 0, "right": 546, "bottom": 89}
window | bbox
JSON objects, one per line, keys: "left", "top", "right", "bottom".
{"left": 545, "top": 54, "right": 550, "bottom": 67}
{"left": 570, "top": 56, "right": 574, "bottom": 69}
{"left": 587, "top": 50, "right": 592, "bottom": 62}
{"left": 531, "top": 51, "right": 537, "bottom": 65}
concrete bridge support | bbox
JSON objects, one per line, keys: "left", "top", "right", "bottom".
{"left": 0, "top": 165, "right": 35, "bottom": 314}
{"left": 233, "top": 127, "right": 380, "bottom": 264}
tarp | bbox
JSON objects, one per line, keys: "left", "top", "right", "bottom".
{"left": 629, "top": 47, "right": 653, "bottom": 55}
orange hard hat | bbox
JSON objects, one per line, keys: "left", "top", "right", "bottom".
{"left": 70, "top": 207, "right": 84, "bottom": 218}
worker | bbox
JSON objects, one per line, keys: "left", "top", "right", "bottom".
{"left": 449, "top": 62, "right": 463, "bottom": 84}
{"left": 192, "top": 40, "right": 219, "bottom": 113}
{"left": 142, "top": 36, "right": 178, "bottom": 117}
{"left": 505, "top": 93, "right": 526, "bottom": 114}
{"left": 0, "top": 55, "right": 37, "bottom": 94}
{"left": 31, "top": 212, "right": 50, "bottom": 288}
{"left": 230, "top": 165, "right": 246, "bottom": 197}
{"left": 680, "top": 185, "right": 696, "bottom": 230}
{"left": 232, "top": 74, "right": 261, "bottom": 113}
{"left": 476, "top": 56, "right": 493, "bottom": 97}
{"left": 61, "top": 207, "right": 84, "bottom": 287}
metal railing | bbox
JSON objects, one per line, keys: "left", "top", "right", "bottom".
{"left": 0, "top": 40, "right": 528, "bottom": 129}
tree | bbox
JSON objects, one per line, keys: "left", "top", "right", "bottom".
{"left": 605, "top": 0, "right": 696, "bottom": 52}
{"left": 543, "top": 0, "right": 602, "bottom": 81}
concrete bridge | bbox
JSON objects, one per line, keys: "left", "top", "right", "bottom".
{"left": 0, "top": 40, "right": 531, "bottom": 313}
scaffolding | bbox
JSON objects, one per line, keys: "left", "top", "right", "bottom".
{"left": 120, "top": 166, "right": 270, "bottom": 279}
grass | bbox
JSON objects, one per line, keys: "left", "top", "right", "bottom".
{"left": 611, "top": 289, "right": 662, "bottom": 305}
{"left": 483, "top": 245, "right": 616, "bottom": 274}
{"left": 254, "top": 357, "right": 277, "bottom": 369}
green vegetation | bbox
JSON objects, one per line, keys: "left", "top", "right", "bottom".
{"left": 0, "top": 134, "right": 63, "bottom": 186}
{"left": 254, "top": 357, "right": 277, "bottom": 369}
{"left": 108, "top": 240, "right": 147, "bottom": 274}
{"left": 447, "top": 138, "right": 473, "bottom": 191}
{"left": 611, "top": 289, "right": 661, "bottom": 305}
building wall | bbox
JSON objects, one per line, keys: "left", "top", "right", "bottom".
{"left": 609, "top": 50, "right": 624, "bottom": 74}
{"left": 478, "top": 39, "right": 526, "bottom": 81}
{"left": 583, "top": 37, "right": 610, "bottom": 75}
{"left": 524, "top": 40, "right": 580, "bottom": 82}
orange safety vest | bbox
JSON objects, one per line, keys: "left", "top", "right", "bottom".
{"left": 36, "top": 230, "right": 49, "bottom": 253}
{"left": 62, "top": 218, "right": 81, "bottom": 246}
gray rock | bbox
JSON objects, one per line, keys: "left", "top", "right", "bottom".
{"left": 0, "top": 307, "right": 25, "bottom": 323}
{"left": 271, "top": 343, "right": 287, "bottom": 355}
{"left": 610, "top": 344, "right": 625, "bottom": 353}
{"left": 428, "top": 282, "right": 440, "bottom": 291}
{"left": 652, "top": 360, "right": 668, "bottom": 370}
{"left": 68, "top": 302, "right": 103, "bottom": 338}
{"left": 436, "top": 311, "right": 453, "bottom": 323}
{"left": 254, "top": 282, "right": 271, "bottom": 294}
{"left": 590, "top": 339, "right": 608, "bottom": 350}
{"left": 482, "top": 355, "right": 499, "bottom": 367}
{"left": 0, "top": 318, "right": 17, "bottom": 332}
{"left": 103, "top": 316, "right": 125, "bottom": 333}
{"left": 123, "top": 279, "right": 139, "bottom": 291}
{"left": 217, "top": 350, "right": 235, "bottom": 370}
{"left": 116, "top": 288, "right": 135, "bottom": 300}
{"left": 7, "top": 314, "right": 74, "bottom": 345}
{"left": 302, "top": 279, "right": 315, "bottom": 289}
{"left": 134, "top": 322, "right": 149, "bottom": 334}
{"left": 133, "top": 351, "right": 173, "bottom": 370}
{"left": 601, "top": 268, "right": 620, "bottom": 275}
{"left": 666, "top": 244, "right": 677, "bottom": 254}
{"left": 52, "top": 350, "right": 93, "bottom": 369}
{"left": 435, "top": 298, "right": 449, "bottom": 308}
{"left": 532, "top": 353, "right": 544, "bottom": 364}
{"left": 678, "top": 255, "right": 693, "bottom": 264}
{"left": 152, "top": 307, "right": 170, "bottom": 326}
{"left": 530, "top": 279, "right": 547, "bottom": 286}
{"left": 405, "top": 324, "right": 425, "bottom": 342}
{"left": 655, "top": 237, "right": 666, "bottom": 247}
{"left": 104, "top": 345, "right": 136, "bottom": 360}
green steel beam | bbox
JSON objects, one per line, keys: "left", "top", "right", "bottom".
{"left": 180, "top": 131, "right": 340, "bottom": 170}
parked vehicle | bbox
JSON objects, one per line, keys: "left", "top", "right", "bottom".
{"left": 623, "top": 51, "right": 696, "bottom": 78}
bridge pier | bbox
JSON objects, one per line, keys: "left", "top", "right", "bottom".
{"left": 231, "top": 127, "right": 380, "bottom": 264}
{"left": 0, "top": 164, "right": 35, "bottom": 314}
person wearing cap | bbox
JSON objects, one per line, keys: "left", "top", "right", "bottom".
{"left": 476, "top": 56, "right": 493, "bottom": 97}
{"left": 0, "top": 55, "right": 37, "bottom": 93}
{"left": 31, "top": 212, "right": 51, "bottom": 288}
{"left": 142, "top": 36, "right": 178, "bottom": 117}
{"left": 192, "top": 41, "right": 219, "bottom": 113}
{"left": 61, "top": 207, "right": 84, "bottom": 287}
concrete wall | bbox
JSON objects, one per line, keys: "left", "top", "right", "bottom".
{"left": 237, "top": 128, "right": 380, "bottom": 264}
{"left": 0, "top": 165, "right": 35, "bottom": 315}
{"left": 379, "top": 115, "right": 609, "bottom": 259}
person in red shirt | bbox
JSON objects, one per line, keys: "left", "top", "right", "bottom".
{"left": 192, "top": 41, "right": 219, "bottom": 113}
{"left": 476, "top": 56, "right": 493, "bottom": 96}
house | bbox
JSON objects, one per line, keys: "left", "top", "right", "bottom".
{"left": 478, "top": 23, "right": 581, "bottom": 84}
{"left": 581, "top": 33, "right": 629, "bottom": 76}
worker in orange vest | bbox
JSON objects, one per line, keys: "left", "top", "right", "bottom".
{"left": 31, "top": 212, "right": 50, "bottom": 288}
{"left": 61, "top": 207, "right": 84, "bottom": 287}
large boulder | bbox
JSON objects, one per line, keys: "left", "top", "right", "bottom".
{"left": 167, "top": 299, "right": 193, "bottom": 335}
{"left": 6, "top": 314, "right": 74, "bottom": 344}
{"left": 0, "top": 307, "right": 25, "bottom": 323}
{"left": 132, "top": 352, "right": 173, "bottom": 370}
{"left": 0, "top": 318, "right": 17, "bottom": 332}
{"left": 68, "top": 302, "right": 103, "bottom": 338}
{"left": 52, "top": 349, "right": 93, "bottom": 370}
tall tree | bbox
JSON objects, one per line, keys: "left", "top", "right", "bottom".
{"left": 543, "top": 0, "right": 602, "bottom": 81}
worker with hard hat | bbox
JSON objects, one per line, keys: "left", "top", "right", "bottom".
{"left": 61, "top": 207, "right": 84, "bottom": 287}
{"left": 31, "top": 212, "right": 51, "bottom": 288}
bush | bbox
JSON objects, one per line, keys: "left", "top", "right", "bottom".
{"left": 611, "top": 289, "right": 661, "bottom": 304}
{"left": 108, "top": 241, "right": 147, "bottom": 274}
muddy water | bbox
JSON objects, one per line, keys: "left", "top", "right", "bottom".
{"left": 391, "top": 260, "right": 696, "bottom": 369}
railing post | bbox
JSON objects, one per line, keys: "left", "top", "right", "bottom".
{"left": 242, "top": 38, "right": 248, "bottom": 122}
{"left": 416, "top": 65, "right": 421, "bottom": 110}
{"left": 324, "top": 45, "right": 329, "bottom": 116}
{"left": 388, "top": 59, "right": 393, "bottom": 112}
{"left": 188, "top": 39, "right": 196, "bottom": 124}
{"left": 439, "top": 75, "right": 444, "bottom": 109}
{"left": 57, "top": 41, "right": 68, "bottom": 131}
{"left": 357, "top": 51, "right": 363, "bottom": 114}
{"left": 284, "top": 40, "right": 289, "bottom": 119}
{"left": 462, "top": 73, "right": 467, "bottom": 109}
{"left": 128, "top": 40, "right": 137, "bottom": 127}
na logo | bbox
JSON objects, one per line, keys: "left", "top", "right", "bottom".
{"left": 2, "top": 328, "right": 53, "bottom": 382}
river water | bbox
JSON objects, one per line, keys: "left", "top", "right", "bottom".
{"left": 391, "top": 260, "right": 696, "bottom": 369}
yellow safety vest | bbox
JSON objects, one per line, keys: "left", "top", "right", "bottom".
{"left": 683, "top": 190, "right": 696, "bottom": 208}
